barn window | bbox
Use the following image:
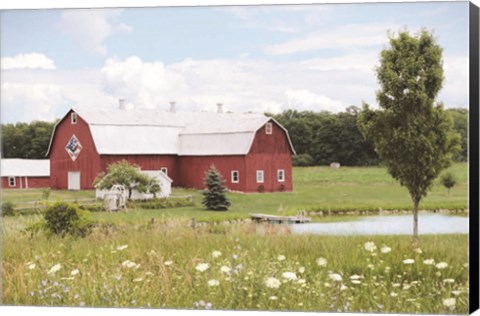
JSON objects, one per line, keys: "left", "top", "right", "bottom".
{"left": 231, "top": 170, "right": 239, "bottom": 183}
{"left": 277, "top": 169, "right": 285, "bottom": 182}
{"left": 160, "top": 167, "right": 168, "bottom": 176}
{"left": 256, "top": 170, "right": 264, "bottom": 183}
{"left": 71, "top": 113, "right": 78, "bottom": 125}
{"left": 8, "top": 177, "right": 16, "bottom": 187}
{"left": 265, "top": 122, "right": 272, "bottom": 135}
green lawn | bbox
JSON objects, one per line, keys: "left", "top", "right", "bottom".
{"left": 2, "top": 163, "right": 468, "bottom": 223}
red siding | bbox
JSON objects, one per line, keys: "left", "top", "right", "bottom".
{"left": 100, "top": 155, "right": 177, "bottom": 184}
{"left": 177, "top": 156, "right": 246, "bottom": 191}
{"left": 2, "top": 176, "right": 50, "bottom": 189}
{"left": 49, "top": 111, "right": 102, "bottom": 189}
{"left": 245, "top": 122, "right": 293, "bottom": 192}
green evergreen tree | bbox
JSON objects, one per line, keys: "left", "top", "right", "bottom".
{"left": 440, "top": 172, "right": 457, "bottom": 195}
{"left": 202, "top": 165, "right": 231, "bottom": 211}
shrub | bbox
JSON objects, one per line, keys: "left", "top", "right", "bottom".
{"left": 440, "top": 172, "right": 457, "bottom": 195}
{"left": 79, "top": 204, "right": 107, "bottom": 212}
{"left": 257, "top": 184, "right": 265, "bottom": 193}
{"left": 130, "top": 197, "right": 194, "bottom": 210}
{"left": 292, "top": 153, "right": 314, "bottom": 166}
{"left": 1, "top": 201, "right": 15, "bottom": 216}
{"left": 43, "top": 202, "right": 94, "bottom": 237}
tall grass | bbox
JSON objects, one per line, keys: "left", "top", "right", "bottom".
{"left": 2, "top": 219, "right": 469, "bottom": 313}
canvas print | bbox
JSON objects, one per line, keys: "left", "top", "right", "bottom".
{"left": 1, "top": 1, "right": 478, "bottom": 315}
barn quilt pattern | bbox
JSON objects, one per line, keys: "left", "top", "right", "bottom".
{"left": 65, "top": 134, "right": 83, "bottom": 161}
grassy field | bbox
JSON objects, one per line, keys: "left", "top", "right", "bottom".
{"left": 1, "top": 163, "right": 469, "bottom": 312}
{"left": 2, "top": 219, "right": 469, "bottom": 313}
{"left": 1, "top": 163, "right": 468, "bottom": 223}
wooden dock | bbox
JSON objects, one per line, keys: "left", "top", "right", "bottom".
{"left": 250, "top": 213, "right": 311, "bottom": 224}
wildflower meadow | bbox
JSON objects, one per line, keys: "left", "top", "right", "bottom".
{"left": 2, "top": 217, "right": 469, "bottom": 314}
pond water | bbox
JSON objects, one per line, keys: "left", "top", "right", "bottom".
{"left": 291, "top": 214, "right": 469, "bottom": 235}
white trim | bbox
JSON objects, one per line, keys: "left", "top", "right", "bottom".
{"left": 231, "top": 170, "right": 239, "bottom": 183}
{"left": 277, "top": 169, "right": 285, "bottom": 182}
{"left": 160, "top": 167, "right": 168, "bottom": 176}
{"left": 265, "top": 122, "right": 273, "bottom": 134}
{"left": 71, "top": 112, "right": 77, "bottom": 125}
{"left": 256, "top": 170, "right": 264, "bottom": 183}
{"left": 8, "top": 176, "right": 16, "bottom": 187}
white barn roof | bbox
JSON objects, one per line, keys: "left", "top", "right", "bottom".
{"left": 1, "top": 159, "right": 50, "bottom": 177}
{"left": 47, "top": 107, "right": 295, "bottom": 156}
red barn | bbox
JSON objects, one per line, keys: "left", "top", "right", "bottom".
{"left": 46, "top": 103, "right": 295, "bottom": 193}
{"left": 1, "top": 159, "right": 50, "bottom": 189}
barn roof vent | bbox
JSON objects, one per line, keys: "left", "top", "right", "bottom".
{"left": 217, "top": 103, "right": 223, "bottom": 113}
{"left": 169, "top": 101, "right": 176, "bottom": 113}
{"left": 119, "top": 98, "right": 126, "bottom": 110}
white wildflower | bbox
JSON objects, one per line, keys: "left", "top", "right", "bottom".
{"left": 298, "top": 267, "right": 305, "bottom": 274}
{"left": 297, "top": 279, "right": 306, "bottom": 284}
{"left": 351, "top": 280, "right": 362, "bottom": 284}
{"left": 367, "top": 264, "right": 375, "bottom": 269}
{"left": 132, "top": 278, "right": 143, "bottom": 283}
{"left": 403, "top": 259, "right": 415, "bottom": 265}
{"left": 220, "top": 266, "right": 231, "bottom": 274}
{"left": 423, "top": 259, "right": 435, "bottom": 265}
{"left": 212, "top": 251, "right": 222, "bottom": 258}
{"left": 122, "top": 260, "right": 138, "bottom": 269}
{"left": 436, "top": 262, "right": 448, "bottom": 269}
{"left": 340, "top": 284, "right": 348, "bottom": 291}
{"left": 390, "top": 292, "right": 398, "bottom": 297}
{"left": 402, "top": 284, "right": 411, "bottom": 290}
{"left": 164, "top": 260, "right": 173, "bottom": 266}
{"left": 392, "top": 283, "right": 401, "bottom": 288}
{"left": 364, "top": 241, "right": 377, "bottom": 252}
{"left": 277, "top": 255, "right": 286, "bottom": 261}
{"left": 195, "top": 263, "right": 210, "bottom": 272}
{"left": 329, "top": 273, "right": 342, "bottom": 282}
{"left": 116, "top": 245, "right": 128, "bottom": 251}
{"left": 443, "top": 298, "right": 456, "bottom": 309}
{"left": 316, "top": 257, "right": 327, "bottom": 267}
{"left": 413, "top": 248, "right": 423, "bottom": 254}
{"left": 269, "top": 296, "right": 278, "bottom": 301}
{"left": 452, "top": 291, "right": 462, "bottom": 296}
{"left": 381, "top": 245, "right": 391, "bottom": 254}
{"left": 28, "top": 263, "right": 36, "bottom": 270}
{"left": 145, "top": 272, "right": 154, "bottom": 277}
{"left": 265, "top": 277, "right": 281, "bottom": 289}
{"left": 208, "top": 279, "right": 220, "bottom": 287}
{"left": 48, "top": 264, "right": 62, "bottom": 275}
{"left": 350, "top": 275, "right": 361, "bottom": 280}
{"left": 70, "top": 269, "right": 80, "bottom": 276}
{"left": 282, "top": 272, "right": 297, "bottom": 281}
{"left": 443, "top": 278, "right": 455, "bottom": 284}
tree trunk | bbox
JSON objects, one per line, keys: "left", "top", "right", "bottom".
{"left": 128, "top": 188, "right": 132, "bottom": 200}
{"left": 412, "top": 198, "right": 420, "bottom": 245}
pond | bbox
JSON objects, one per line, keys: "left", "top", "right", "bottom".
{"left": 291, "top": 214, "right": 469, "bottom": 235}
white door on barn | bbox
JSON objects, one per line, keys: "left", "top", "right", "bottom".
{"left": 68, "top": 172, "right": 81, "bottom": 190}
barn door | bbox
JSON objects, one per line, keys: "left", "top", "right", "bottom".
{"left": 68, "top": 172, "right": 81, "bottom": 190}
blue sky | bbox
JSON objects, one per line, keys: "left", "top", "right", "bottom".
{"left": 0, "top": 1, "right": 470, "bottom": 123}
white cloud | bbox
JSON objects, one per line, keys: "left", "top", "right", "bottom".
{"left": 58, "top": 9, "right": 131, "bottom": 55}
{"left": 439, "top": 55, "right": 469, "bottom": 107}
{"left": 285, "top": 89, "right": 344, "bottom": 112}
{"left": 265, "top": 23, "right": 396, "bottom": 55}
{"left": 1, "top": 53, "right": 55, "bottom": 70}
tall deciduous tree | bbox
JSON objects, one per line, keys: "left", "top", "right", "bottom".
{"left": 93, "top": 160, "right": 160, "bottom": 200}
{"left": 202, "top": 165, "right": 231, "bottom": 211}
{"left": 358, "top": 29, "right": 460, "bottom": 243}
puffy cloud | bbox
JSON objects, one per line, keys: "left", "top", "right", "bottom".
{"left": 1, "top": 53, "right": 55, "bottom": 70}
{"left": 58, "top": 9, "right": 131, "bottom": 55}
{"left": 284, "top": 89, "right": 344, "bottom": 113}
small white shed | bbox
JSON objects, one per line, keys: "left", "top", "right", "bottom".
{"left": 96, "top": 169, "right": 173, "bottom": 200}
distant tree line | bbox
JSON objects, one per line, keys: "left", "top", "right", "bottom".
{"left": 0, "top": 108, "right": 468, "bottom": 164}
{"left": 270, "top": 107, "right": 468, "bottom": 166}
{"left": 1, "top": 121, "right": 56, "bottom": 159}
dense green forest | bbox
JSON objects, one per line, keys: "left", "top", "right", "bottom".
{"left": 0, "top": 108, "right": 468, "bottom": 165}
{"left": 1, "top": 121, "right": 56, "bottom": 159}
{"left": 270, "top": 107, "right": 468, "bottom": 166}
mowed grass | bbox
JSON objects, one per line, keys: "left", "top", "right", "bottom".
{"left": 2, "top": 219, "right": 468, "bottom": 313}
{"left": 2, "top": 163, "right": 468, "bottom": 223}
